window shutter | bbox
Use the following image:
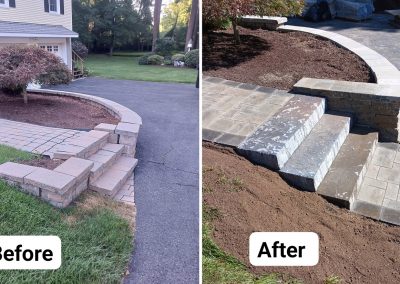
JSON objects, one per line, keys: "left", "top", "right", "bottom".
{"left": 44, "top": 0, "right": 49, "bottom": 12}
{"left": 9, "top": 0, "right": 16, "bottom": 8}
{"left": 60, "top": 0, "right": 64, "bottom": 15}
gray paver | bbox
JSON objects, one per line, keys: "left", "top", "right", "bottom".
{"left": 25, "top": 168, "right": 76, "bottom": 194}
{"left": 238, "top": 95, "right": 325, "bottom": 170}
{"left": 280, "top": 114, "right": 351, "bottom": 191}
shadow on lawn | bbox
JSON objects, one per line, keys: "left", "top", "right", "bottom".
{"left": 203, "top": 31, "right": 271, "bottom": 71}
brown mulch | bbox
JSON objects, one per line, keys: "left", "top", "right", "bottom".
{"left": 203, "top": 28, "right": 374, "bottom": 90}
{"left": 0, "top": 92, "right": 119, "bottom": 129}
{"left": 18, "top": 156, "right": 63, "bottom": 170}
{"left": 203, "top": 142, "right": 400, "bottom": 284}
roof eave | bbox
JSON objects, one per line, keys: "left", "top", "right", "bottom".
{"left": 0, "top": 33, "right": 79, "bottom": 38}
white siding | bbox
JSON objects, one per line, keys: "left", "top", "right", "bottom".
{"left": 0, "top": 0, "right": 72, "bottom": 30}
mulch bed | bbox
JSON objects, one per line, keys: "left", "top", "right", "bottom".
{"left": 203, "top": 28, "right": 374, "bottom": 90}
{"left": 0, "top": 92, "right": 119, "bottom": 129}
{"left": 203, "top": 142, "right": 400, "bottom": 284}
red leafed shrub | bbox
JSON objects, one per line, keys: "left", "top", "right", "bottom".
{"left": 203, "top": 0, "right": 304, "bottom": 43}
{"left": 0, "top": 45, "right": 72, "bottom": 97}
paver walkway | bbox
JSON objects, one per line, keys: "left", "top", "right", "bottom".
{"left": 353, "top": 142, "right": 400, "bottom": 225}
{"left": 203, "top": 76, "right": 293, "bottom": 146}
{"left": 0, "top": 119, "right": 82, "bottom": 156}
{"left": 288, "top": 13, "right": 400, "bottom": 70}
{"left": 48, "top": 77, "right": 199, "bottom": 284}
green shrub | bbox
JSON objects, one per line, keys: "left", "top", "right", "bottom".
{"left": 155, "top": 37, "right": 176, "bottom": 57}
{"left": 72, "top": 40, "right": 89, "bottom": 59}
{"left": 172, "top": 53, "right": 185, "bottom": 62}
{"left": 184, "top": 49, "right": 199, "bottom": 68}
{"left": 138, "top": 53, "right": 153, "bottom": 65}
{"left": 147, "top": 54, "right": 164, "bottom": 65}
{"left": 164, "top": 59, "right": 173, "bottom": 66}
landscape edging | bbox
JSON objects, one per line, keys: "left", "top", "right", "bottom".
{"left": 278, "top": 25, "right": 400, "bottom": 86}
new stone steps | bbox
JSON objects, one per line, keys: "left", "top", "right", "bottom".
{"left": 54, "top": 130, "right": 109, "bottom": 160}
{"left": 317, "top": 128, "right": 378, "bottom": 208}
{"left": 238, "top": 95, "right": 325, "bottom": 170}
{"left": 89, "top": 155, "right": 138, "bottom": 197}
{"left": 280, "top": 113, "right": 351, "bottom": 191}
{"left": 87, "top": 143, "right": 125, "bottom": 182}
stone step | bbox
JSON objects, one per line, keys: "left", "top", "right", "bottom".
{"left": 88, "top": 143, "right": 125, "bottom": 182}
{"left": 317, "top": 128, "right": 378, "bottom": 209}
{"left": 280, "top": 113, "right": 351, "bottom": 191}
{"left": 53, "top": 130, "right": 109, "bottom": 160}
{"left": 238, "top": 94, "right": 325, "bottom": 170}
{"left": 89, "top": 155, "right": 138, "bottom": 197}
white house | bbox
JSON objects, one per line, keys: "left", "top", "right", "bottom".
{"left": 0, "top": 0, "right": 78, "bottom": 70}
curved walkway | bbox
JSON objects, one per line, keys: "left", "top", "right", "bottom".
{"left": 287, "top": 13, "right": 400, "bottom": 70}
{"left": 48, "top": 78, "right": 199, "bottom": 283}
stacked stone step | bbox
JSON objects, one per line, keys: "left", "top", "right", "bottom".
{"left": 0, "top": 157, "right": 93, "bottom": 208}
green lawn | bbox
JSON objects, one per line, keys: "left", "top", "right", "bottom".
{"left": 85, "top": 53, "right": 197, "bottom": 84}
{"left": 0, "top": 145, "right": 133, "bottom": 284}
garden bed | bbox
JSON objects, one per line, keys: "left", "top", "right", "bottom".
{"left": 203, "top": 28, "right": 374, "bottom": 90}
{"left": 203, "top": 142, "right": 400, "bottom": 284}
{"left": 0, "top": 92, "right": 119, "bottom": 129}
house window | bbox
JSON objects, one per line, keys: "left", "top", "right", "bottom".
{"left": 49, "top": 0, "right": 59, "bottom": 13}
{"left": 0, "top": 0, "right": 9, "bottom": 8}
{"left": 40, "top": 45, "right": 60, "bottom": 55}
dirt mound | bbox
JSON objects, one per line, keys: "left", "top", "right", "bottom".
{"left": 203, "top": 142, "right": 400, "bottom": 283}
{"left": 203, "top": 28, "right": 373, "bottom": 90}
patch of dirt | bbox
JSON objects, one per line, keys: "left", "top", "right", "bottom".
{"left": 18, "top": 156, "right": 63, "bottom": 170}
{"left": 0, "top": 92, "right": 119, "bottom": 129}
{"left": 203, "top": 28, "right": 373, "bottom": 90}
{"left": 203, "top": 142, "right": 400, "bottom": 284}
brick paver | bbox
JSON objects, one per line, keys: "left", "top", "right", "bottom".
{"left": 203, "top": 76, "right": 293, "bottom": 146}
{"left": 0, "top": 118, "right": 83, "bottom": 157}
{"left": 354, "top": 142, "right": 400, "bottom": 225}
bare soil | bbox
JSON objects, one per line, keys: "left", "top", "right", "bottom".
{"left": 203, "top": 142, "right": 400, "bottom": 284}
{"left": 203, "top": 28, "right": 373, "bottom": 90}
{"left": 18, "top": 157, "right": 63, "bottom": 170}
{"left": 0, "top": 92, "right": 119, "bottom": 129}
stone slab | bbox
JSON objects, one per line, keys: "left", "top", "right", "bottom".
{"left": 53, "top": 144, "right": 85, "bottom": 159}
{"left": 238, "top": 95, "right": 325, "bottom": 170}
{"left": 318, "top": 128, "right": 378, "bottom": 209}
{"left": 280, "top": 113, "right": 351, "bottom": 191}
{"left": 112, "top": 156, "right": 138, "bottom": 172}
{"left": 0, "top": 162, "right": 36, "bottom": 183}
{"left": 115, "top": 122, "right": 140, "bottom": 137}
{"left": 90, "top": 168, "right": 128, "bottom": 197}
{"left": 54, "top": 157, "right": 93, "bottom": 181}
{"left": 25, "top": 168, "right": 76, "bottom": 194}
{"left": 102, "top": 143, "right": 124, "bottom": 153}
{"left": 94, "top": 123, "right": 117, "bottom": 133}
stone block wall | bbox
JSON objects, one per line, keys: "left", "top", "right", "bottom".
{"left": 293, "top": 78, "right": 400, "bottom": 142}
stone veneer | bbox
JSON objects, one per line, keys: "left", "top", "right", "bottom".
{"left": 293, "top": 78, "right": 400, "bottom": 142}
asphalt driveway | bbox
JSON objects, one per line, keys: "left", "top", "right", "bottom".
{"left": 49, "top": 77, "right": 199, "bottom": 283}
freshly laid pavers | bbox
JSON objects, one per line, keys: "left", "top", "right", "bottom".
{"left": 317, "top": 128, "right": 378, "bottom": 208}
{"left": 238, "top": 95, "right": 325, "bottom": 170}
{"left": 280, "top": 114, "right": 351, "bottom": 191}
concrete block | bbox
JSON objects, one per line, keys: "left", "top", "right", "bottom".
{"left": 108, "top": 134, "right": 119, "bottom": 144}
{"left": 0, "top": 162, "right": 36, "bottom": 183}
{"left": 113, "top": 156, "right": 138, "bottom": 172}
{"left": 94, "top": 123, "right": 117, "bottom": 133}
{"left": 25, "top": 168, "right": 76, "bottom": 194}
{"left": 119, "top": 135, "right": 137, "bottom": 147}
{"left": 54, "top": 157, "right": 93, "bottom": 181}
{"left": 115, "top": 122, "right": 140, "bottom": 137}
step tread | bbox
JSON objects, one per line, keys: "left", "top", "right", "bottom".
{"left": 238, "top": 94, "right": 325, "bottom": 170}
{"left": 280, "top": 113, "right": 351, "bottom": 191}
{"left": 88, "top": 144, "right": 125, "bottom": 180}
{"left": 317, "top": 128, "right": 378, "bottom": 208}
{"left": 90, "top": 155, "right": 138, "bottom": 196}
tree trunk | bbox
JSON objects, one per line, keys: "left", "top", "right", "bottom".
{"left": 152, "top": 0, "right": 162, "bottom": 52}
{"left": 232, "top": 18, "right": 240, "bottom": 45}
{"left": 22, "top": 87, "right": 28, "bottom": 104}
{"left": 185, "top": 0, "right": 198, "bottom": 52}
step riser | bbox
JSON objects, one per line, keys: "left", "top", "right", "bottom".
{"left": 238, "top": 95, "right": 325, "bottom": 170}
{"left": 280, "top": 117, "right": 350, "bottom": 192}
{"left": 89, "top": 165, "right": 135, "bottom": 197}
{"left": 89, "top": 147, "right": 124, "bottom": 182}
